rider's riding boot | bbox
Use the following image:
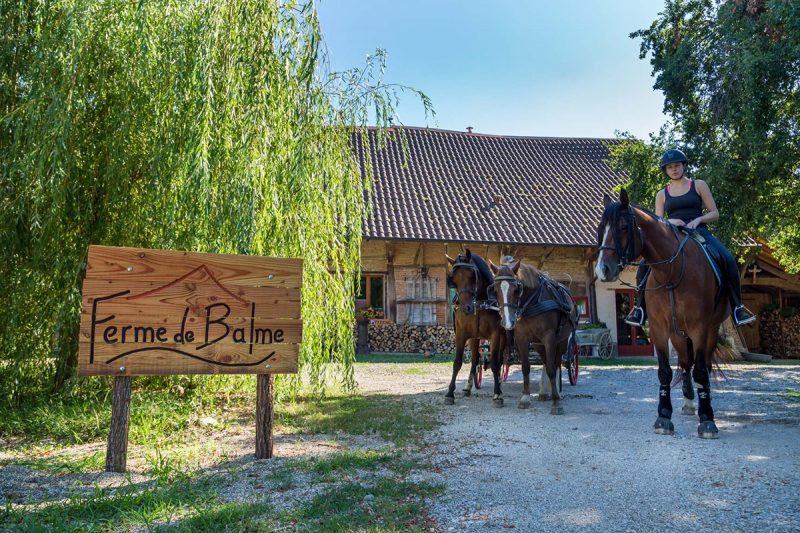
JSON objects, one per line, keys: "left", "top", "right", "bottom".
{"left": 625, "top": 260, "right": 649, "bottom": 327}
{"left": 733, "top": 305, "right": 756, "bottom": 327}
{"left": 625, "top": 306, "right": 646, "bottom": 327}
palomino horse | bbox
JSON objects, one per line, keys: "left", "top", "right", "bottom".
{"left": 445, "top": 250, "right": 507, "bottom": 406}
{"left": 491, "top": 259, "right": 576, "bottom": 413}
{"left": 595, "top": 189, "right": 726, "bottom": 438}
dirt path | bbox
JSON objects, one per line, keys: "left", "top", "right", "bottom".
{"left": 356, "top": 362, "right": 800, "bottom": 532}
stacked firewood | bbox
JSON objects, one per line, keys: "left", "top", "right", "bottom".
{"left": 368, "top": 322, "right": 455, "bottom": 354}
{"left": 760, "top": 311, "right": 800, "bottom": 358}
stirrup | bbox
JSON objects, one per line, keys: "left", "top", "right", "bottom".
{"left": 624, "top": 306, "right": 645, "bottom": 327}
{"left": 733, "top": 305, "right": 756, "bottom": 327}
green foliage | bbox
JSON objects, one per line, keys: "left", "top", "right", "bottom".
{"left": 0, "top": 1, "right": 432, "bottom": 405}
{"left": 613, "top": 0, "right": 800, "bottom": 269}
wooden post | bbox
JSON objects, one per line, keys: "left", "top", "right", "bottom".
{"left": 255, "top": 374, "right": 274, "bottom": 459}
{"left": 106, "top": 376, "right": 133, "bottom": 472}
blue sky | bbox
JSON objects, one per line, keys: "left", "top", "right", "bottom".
{"left": 317, "top": 0, "right": 669, "bottom": 139}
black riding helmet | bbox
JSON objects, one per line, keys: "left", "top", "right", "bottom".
{"left": 660, "top": 149, "right": 688, "bottom": 170}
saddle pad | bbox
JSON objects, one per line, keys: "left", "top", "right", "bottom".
{"left": 689, "top": 233, "right": 723, "bottom": 286}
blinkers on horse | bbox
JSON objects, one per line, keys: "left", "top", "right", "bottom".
{"left": 448, "top": 255, "right": 495, "bottom": 316}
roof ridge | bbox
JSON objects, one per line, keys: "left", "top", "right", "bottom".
{"left": 363, "top": 125, "right": 621, "bottom": 142}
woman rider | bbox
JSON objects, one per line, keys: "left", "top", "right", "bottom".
{"left": 624, "top": 149, "right": 756, "bottom": 328}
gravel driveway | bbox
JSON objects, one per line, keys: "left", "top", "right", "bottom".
{"left": 358, "top": 362, "right": 800, "bottom": 532}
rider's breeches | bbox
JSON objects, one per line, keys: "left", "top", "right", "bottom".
{"left": 635, "top": 259, "right": 649, "bottom": 311}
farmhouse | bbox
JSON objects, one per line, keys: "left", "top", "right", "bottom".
{"left": 352, "top": 126, "right": 656, "bottom": 356}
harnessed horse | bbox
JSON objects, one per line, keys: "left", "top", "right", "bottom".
{"left": 445, "top": 250, "right": 507, "bottom": 406}
{"left": 595, "top": 189, "right": 726, "bottom": 438}
{"left": 491, "top": 259, "right": 577, "bottom": 413}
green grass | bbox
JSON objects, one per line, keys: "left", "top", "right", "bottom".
{"left": 1, "top": 449, "right": 105, "bottom": 474}
{"left": 278, "top": 478, "right": 443, "bottom": 532}
{"left": 357, "top": 352, "right": 453, "bottom": 364}
{"left": 786, "top": 391, "right": 800, "bottom": 401}
{"left": 1, "top": 472, "right": 222, "bottom": 532}
{"left": 0, "top": 449, "right": 440, "bottom": 532}
{"left": 277, "top": 393, "right": 437, "bottom": 446}
{"left": 0, "top": 369, "right": 444, "bottom": 531}
{"left": 0, "top": 375, "right": 255, "bottom": 446}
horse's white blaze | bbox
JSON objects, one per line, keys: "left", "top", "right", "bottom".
{"left": 500, "top": 280, "right": 514, "bottom": 329}
{"left": 595, "top": 224, "right": 611, "bottom": 280}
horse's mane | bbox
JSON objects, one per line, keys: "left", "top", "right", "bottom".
{"left": 632, "top": 204, "right": 661, "bottom": 223}
{"left": 454, "top": 252, "right": 494, "bottom": 284}
{"left": 517, "top": 262, "right": 540, "bottom": 289}
{"left": 498, "top": 260, "right": 540, "bottom": 289}
{"left": 598, "top": 200, "right": 663, "bottom": 246}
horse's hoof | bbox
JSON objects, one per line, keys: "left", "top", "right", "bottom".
{"left": 550, "top": 405, "right": 564, "bottom": 415}
{"left": 682, "top": 404, "right": 696, "bottom": 416}
{"left": 654, "top": 417, "right": 674, "bottom": 435}
{"left": 493, "top": 398, "right": 504, "bottom": 408}
{"left": 697, "top": 421, "right": 719, "bottom": 439}
{"left": 462, "top": 389, "right": 471, "bottom": 397}
{"left": 537, "top": 394, "right": 550, "bottom": 402}
{"left": 518, "top": 400, "right": 530, "bottom": 410}
{"left": 444, "top": 396, "right": 455, "bottom": 405}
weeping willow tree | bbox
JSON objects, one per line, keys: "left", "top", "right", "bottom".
{"left": 0, "top": 1, "right": 431, "bottom": 405}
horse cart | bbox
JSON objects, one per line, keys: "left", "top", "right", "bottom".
{"left": 467, "top": 331, "right": 580, "bottom": 392}
{"left": 574, "top": 327, "right": 615, "bottom": 360}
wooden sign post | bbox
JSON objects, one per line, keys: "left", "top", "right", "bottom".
{"left": 78, "top": 245, "right": 302, "bottom": 472}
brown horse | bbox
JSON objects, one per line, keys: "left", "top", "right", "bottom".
{"left": 445, "top": 250, "right": 507, "bottom": 406}
{"left": 595, "top": 189, "right": 726, "bottom": 438}
{"left": 490, "top": 259, "right": 576, "bottom": 413}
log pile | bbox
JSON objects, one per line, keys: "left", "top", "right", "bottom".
{"left": 368, "top": 321, "right": 455, "bottom": 354}
{"left": 760, "top": 311, "right": 800, "bottom": 358}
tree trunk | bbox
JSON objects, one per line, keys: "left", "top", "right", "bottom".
{"left": 106, "top": 376, "right": 133, "bottom": 472}
{"left": 255, "top": 374, "right": 274, "bottom": 459}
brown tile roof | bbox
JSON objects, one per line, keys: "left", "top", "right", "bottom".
{"left": 353, "top": 127, "right": 626, "bottom": 247}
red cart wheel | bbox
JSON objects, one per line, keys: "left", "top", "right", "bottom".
{"left": 568, "top": 338, "right": 579, "bottom": 386}
{"left": 475, "top": 360, "right": 483, "bottom": 388}
{"left": 502, "top": 363, "right": 510, "bottom": 383}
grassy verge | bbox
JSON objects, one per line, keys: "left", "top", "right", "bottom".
{"left": 0, "top": 372, "right": 443, "bottom": 531}
{"left": 1, "top": 449, "right": 442, "bottom": 532}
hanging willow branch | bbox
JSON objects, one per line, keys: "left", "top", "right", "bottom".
{"left": 0, "top": 0, "right": 433, "bottom": 405}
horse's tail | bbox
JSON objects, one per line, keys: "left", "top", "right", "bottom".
{"left": 711, "top": 337, "right": 736, "bottom": 382}
{"left": 671, "top": 334, "right": 734, "bottom": 385}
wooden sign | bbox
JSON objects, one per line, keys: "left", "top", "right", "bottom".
{"left": 78, "top": 245, "right": 302, "bottom": 376}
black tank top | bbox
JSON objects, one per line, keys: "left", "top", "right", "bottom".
{"left": 664, "top": 180, "right": 704, "bottom": 225}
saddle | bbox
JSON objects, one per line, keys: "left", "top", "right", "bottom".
{"left": 683, "top": 230, "right": 723, "bottom": 287}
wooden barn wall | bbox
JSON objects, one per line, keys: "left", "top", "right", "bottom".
{"left": 360, "top": 240, "right": 595, "bottom": 325}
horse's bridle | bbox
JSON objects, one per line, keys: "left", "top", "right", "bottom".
{"left": 493, "top": 272, "right": 531, "bottom": 325}
{"left": 449, "top": 260, "right": 484, "bottom": 316}
{"left": 597, "top": 208, "right": 643, "bottom": 271}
